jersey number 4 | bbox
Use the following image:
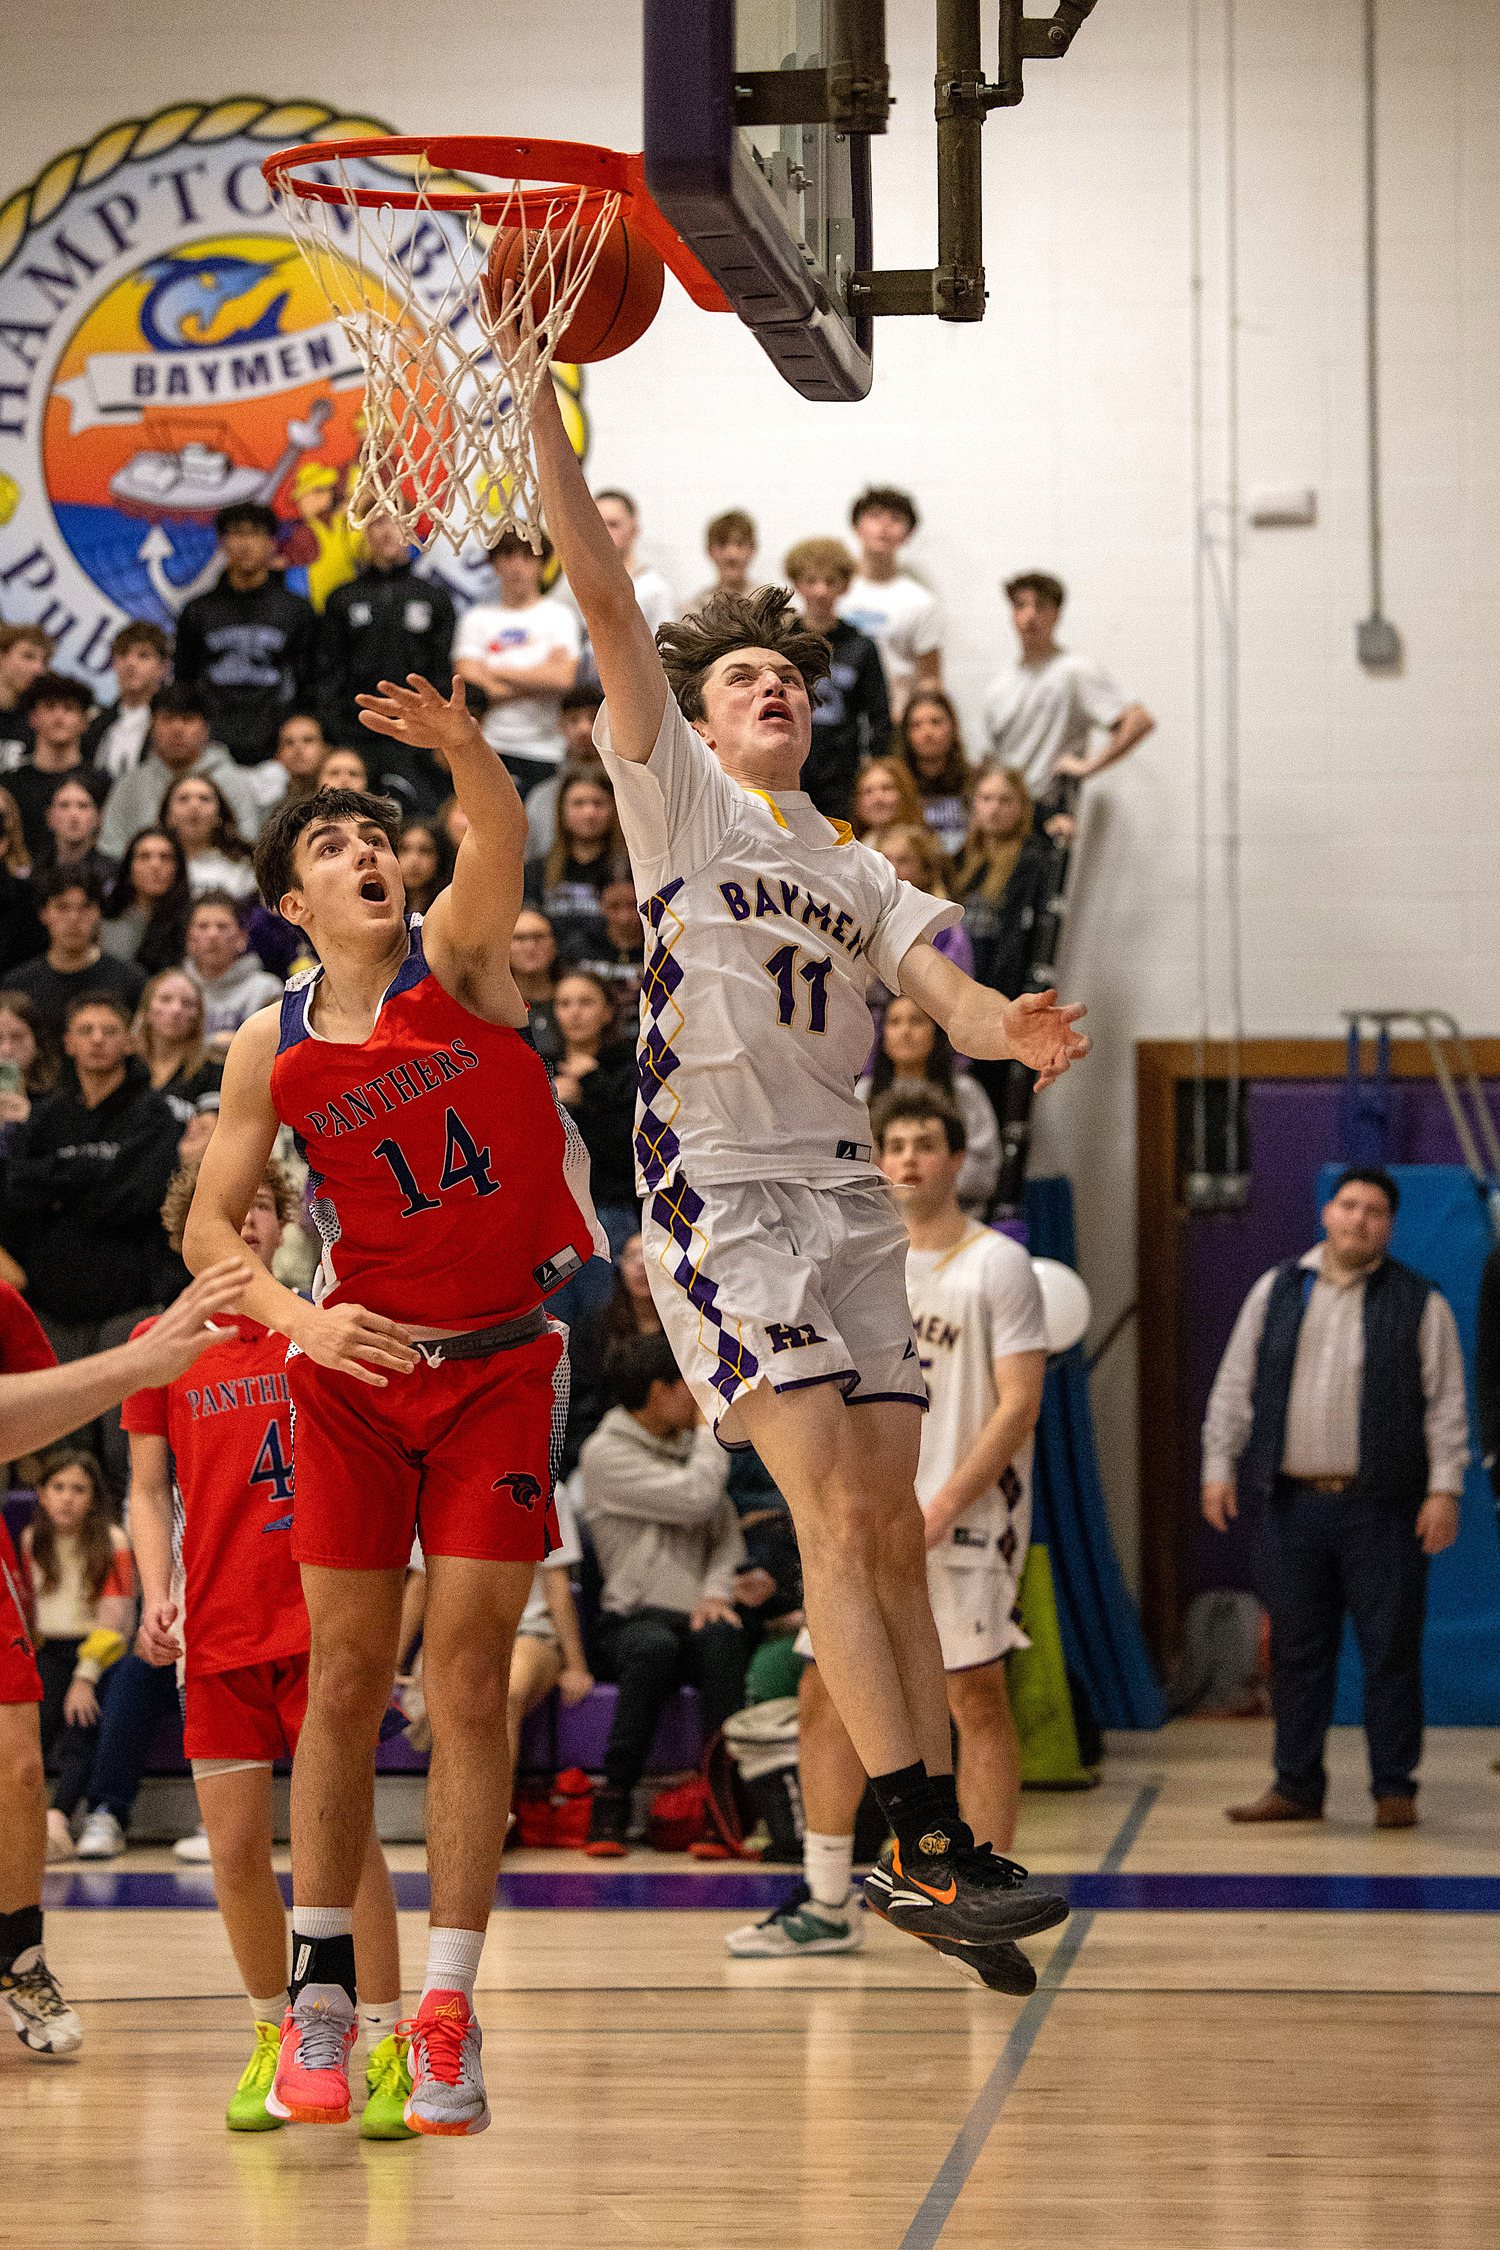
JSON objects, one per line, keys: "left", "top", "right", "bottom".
{"left": 250, "top": 1419, "right": 295, "bottom": 1507}
{"left": 372, "top": 1108, "right": 500, "bottom": 1218}
{"left": 762, "top": 943, "right": 832, "bottom": 1034}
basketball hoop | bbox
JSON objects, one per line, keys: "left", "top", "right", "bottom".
{"left": 263, "top": 135, "right": 726, "bottom": 554}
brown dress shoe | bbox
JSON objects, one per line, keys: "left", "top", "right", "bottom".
{"left": 1374, "top": 1796, "right": 1418, "bottom": 1829}
{"left": 1225, "top": 1789, "right": 1323, "bottom": 1823}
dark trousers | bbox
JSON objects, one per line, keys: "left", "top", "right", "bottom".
{"left": 86, "top": 1653, "right": 179, "bottom": 1825}
{"left": 37, "top": 1638, "right": 118, "bottom": 1822}
{"left": 1255, "top": 1484, "right": 1429, "bottom": 1805}
{"left": 593, "top": 1606, "right": 747, "bottom": 1793}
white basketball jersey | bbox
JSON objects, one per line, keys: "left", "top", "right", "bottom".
{"left": 597, "top": 696, "right": 957, "bottom": 1195}
{"left": 906, "top": 1225, "right": 1048, "bottom": 1571}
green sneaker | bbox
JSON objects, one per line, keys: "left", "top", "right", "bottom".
{"left": 359, "top": 2031, "right": 417, "bottom": 2139}
{"left": 724, "top": 1882, "right": 865, "bottom": 1957}
{"left": 226, "top": 2021, "right": 284, "bottom": 2131}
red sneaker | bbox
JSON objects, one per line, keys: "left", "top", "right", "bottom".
{"left": 400, "top": 1989, "right": 489, "bottom": 2136}
{"left": 265, "top": 1986, "right": 357, "bottom": 2124}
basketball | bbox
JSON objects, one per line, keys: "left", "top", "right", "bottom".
{"left": 484, "top": 213, "right": 665, "bottom": 363}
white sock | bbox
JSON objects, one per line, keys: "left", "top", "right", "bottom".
{"left": 421, "top": 1927, "right": 485, "bottom": 2004}
{"left": 248, "top": 1990, "right": 287, "bottom": 2027}
{"left": 291, "top": 1905, "right": 353, "bottom": 1940}
{"left": 804, "top": 1831, "right": 855, "bottom": 1912}
{"left": 361, "top": 2000, "right": 401, "bottom": 2041}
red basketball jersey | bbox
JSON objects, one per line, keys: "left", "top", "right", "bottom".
{"left": 122, "top": 1315, "right": 308, "bottom": 1679}
{"left": 269, "top": 917, "right": 603, "bottom": 1326}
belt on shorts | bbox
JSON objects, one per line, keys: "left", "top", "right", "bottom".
{"left": 411, "top": 1307, "right": 548, "bottom": 1366}
{"left": 1279, "top": 1473, "right": 1357, "bottom": 1496}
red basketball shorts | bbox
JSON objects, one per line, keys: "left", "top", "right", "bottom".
{"left": 0, "top": 1518, "right": 41, "bottom": 1705}
{"left": 183, "top": 1654, "right": 311, "bottom": 1763}
{"left": 287, "top": 1324, "right": 565, "bottom": 1571}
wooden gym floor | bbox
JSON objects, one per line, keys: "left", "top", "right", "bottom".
{"left": 10, "top": 1720, "right": 1500, "bottom": 2248}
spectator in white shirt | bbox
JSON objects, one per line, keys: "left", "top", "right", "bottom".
{"left": 159, "top": 775, "right": 257, "bottom": 903}
{"left": 591, "top": 491, "right": 676, "bottom": 635}
{"left": 838, "top": 486, "right": 943, "bottom": 718}
{"left": 81, "top": 625, "right": 171, "bottom": 782}
{"left": 452, "top": 531, "right": 583, "bottom": 799}
{"left": 683, "top": 508, "right": 764, "bottom": 618}
{"left": 982, "top": 572, "right": 1154, "bottom": 843}
{"left": 243, "top": 710, "right": 326, "bottom": 819}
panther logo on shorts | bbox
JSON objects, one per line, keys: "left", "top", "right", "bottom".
{"left": 493, "top": 1472, "right": 543, "bottom": 1511}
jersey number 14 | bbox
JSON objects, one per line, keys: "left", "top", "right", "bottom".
{"left": 372, "top": 1107, "right": 499, "bottom": 1218}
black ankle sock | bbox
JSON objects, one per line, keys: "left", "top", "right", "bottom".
{"left": 0, "top": 1903, "right": 43, "bottom": 1973}
{"left": 288, "top": 1932, "right": 357, "bottom": 2010}
{"left": 871, "top": 1762, "right": 963, "bottom": 1865}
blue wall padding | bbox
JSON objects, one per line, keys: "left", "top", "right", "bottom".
{"left": 1312, "top": 1163, "right": 1500, "bottom": 1726}
{"left": 1025, "top": 1177, "right": 1168, "bottom": 1729}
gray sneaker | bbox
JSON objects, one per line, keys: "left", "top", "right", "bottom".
{"left": 2, "top": 1946, "right": 83, "bottom": 2056}
{"left": 726, "top": 1882, "right": 865, "bottom": 1957}
{"left": 403, "top": 1991, "right": 490, "bottom": 2135}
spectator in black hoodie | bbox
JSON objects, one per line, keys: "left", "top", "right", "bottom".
{"left": 173, "top": 503, "right": 317, "bottom": 768}
{"left": 0, "top": 990, "right": 179, "bottom": 1482}
{"left": 9, "top": 870, "right": 146, "bottom": 1036}
{"left": 318, "top": 513, "right": 455, "bottom": 792}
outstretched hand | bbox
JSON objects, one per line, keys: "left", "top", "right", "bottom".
{"left": 357, "top": 673, "right": 484, "bottom": 761}
{"left": 1000, "top": 989, "right": 1090, "bottom": 1089}
{"left": 128, "top": 1263, "right": 249, "bottom": 1386}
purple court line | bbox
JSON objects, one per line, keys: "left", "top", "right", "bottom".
{"left": 42, "top": 1862, "right": 1500, "bottom": 1915}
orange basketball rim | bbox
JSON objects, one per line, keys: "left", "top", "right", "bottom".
{"left": 262, "top": 134, "right": 729, "bottom": 315}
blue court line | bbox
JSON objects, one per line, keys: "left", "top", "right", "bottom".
{"left": 43, "top": 1856, "right": 1500, "bottom": 1916}
{"left": 899, "top": 1782, "right": 1161, "bottom": 2250}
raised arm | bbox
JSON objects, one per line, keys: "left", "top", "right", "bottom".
{"left": 897, "top": 942, "right": 1088, "bottom": 1090}
{"left": 528, "top": 375, "right": 666, "bottom": 762}
{"left": 0, "top": 1266, "right": 248, "bottom": 1460}
{"left": 182, "top": 1008, "right": 420, "bottom": 1389}
{"left": 354, "top": 672, "right": 529, "bottom": 1023}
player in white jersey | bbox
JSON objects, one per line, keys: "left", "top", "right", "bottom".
{"left": 385, "top": 372, "right": 1083, "bottom": 1968}
{"left": 728, "top": 1087, "right": 1050, "bottom": 1991}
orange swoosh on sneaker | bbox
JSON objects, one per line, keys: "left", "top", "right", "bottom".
{"left": 908, "top": 1874, "right": 957, "bottom": 1905}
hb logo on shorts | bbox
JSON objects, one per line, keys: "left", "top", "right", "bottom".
{"left": 766, "top": 1321, "right": 826, "bottom": 1354}
{"left": 494, "top": 1472, "right": 542, "bottom": 1511}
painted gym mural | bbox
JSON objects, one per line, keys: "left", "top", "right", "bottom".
{"left": 0, "top": 98, "right": 587, "bottom": 673}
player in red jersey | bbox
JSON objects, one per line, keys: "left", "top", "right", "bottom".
{"left": 0, "top": 1267, "right": 249, "bottom": 2058}
{"left": 184, "top": 673, "right": 604, "bottom": 2135}
{"left": 127, "top": 1157, "right": 413, "bottom": 2135}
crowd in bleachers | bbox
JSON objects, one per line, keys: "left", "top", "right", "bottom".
{"left": 0, "top": 482, "right": 1151, "bottom": 1858}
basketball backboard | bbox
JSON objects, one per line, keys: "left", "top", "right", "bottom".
{"left": 644, "top": 0, "right": 1101, "bottom": 402}
{"left": 643, "top": 0, "right": 877, "bottom": 401}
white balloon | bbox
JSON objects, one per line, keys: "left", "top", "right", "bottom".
{"left": 1031, "top": 1257, "right": 1092, "bottom": 1355}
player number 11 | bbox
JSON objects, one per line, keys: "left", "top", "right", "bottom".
{"left": 762, "top": 943, "right": 832, "bottom": 1034}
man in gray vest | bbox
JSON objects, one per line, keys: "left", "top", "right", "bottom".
{"left": 1201, "top": 1168, "right": 1468, "bottom": 1827}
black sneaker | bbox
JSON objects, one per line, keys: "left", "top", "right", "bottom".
{"left": 583, "top": 1785, "right": 629, "bottom": 1858}
{"left": 864, "top": 1853, "right": 1043, "bottom": 1992}
{"left": 869, "top": 1838, "right": 1069, "bottom": 1949}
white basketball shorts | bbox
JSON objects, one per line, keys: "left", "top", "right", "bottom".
{"left": 926, "top": 1557, "right": 1032, "bottom": 1673}
{"left": 640, "top": 1172, "right": 926, "bottom": 1446}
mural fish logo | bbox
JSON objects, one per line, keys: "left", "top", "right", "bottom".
{"left": 0, "top": 98, "right": 590, "bottom": 672}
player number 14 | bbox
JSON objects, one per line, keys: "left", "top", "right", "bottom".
{"left": 372, "top": 1107, "right": 499, "bottom": 1218}
{"left": 762, "top": 943, "right": 832, "bottom": 1034}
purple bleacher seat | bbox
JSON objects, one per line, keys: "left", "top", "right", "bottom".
{"left": 516, "top": 1683, "right": 704, "bottom": 1775}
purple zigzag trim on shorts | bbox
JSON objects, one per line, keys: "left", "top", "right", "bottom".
{"left": 650, "top": 1174, "right": 760, "bottom": 1405}
{"left": 636, "top": 879, "right": 685, "bottom": 1190}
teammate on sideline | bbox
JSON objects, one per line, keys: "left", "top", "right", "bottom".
{"left": 184, "top": 702, "right": 602, "bottom": 2131}
{"left": 728, "top": 1087, "right": 1049, "bottom": 1992}
{"left": 516, "top": 371, "right": 1083, "bottom": 1975}
{"left": 0, "top": 1266, "right": 249, "bottom": 2058}
{"left": 128, "top": 1158, "right": 414, "bottom": 2136}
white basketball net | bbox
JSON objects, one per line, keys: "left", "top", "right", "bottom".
{"left": 272, "top": 159, "right": 622, "bottom": 552}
